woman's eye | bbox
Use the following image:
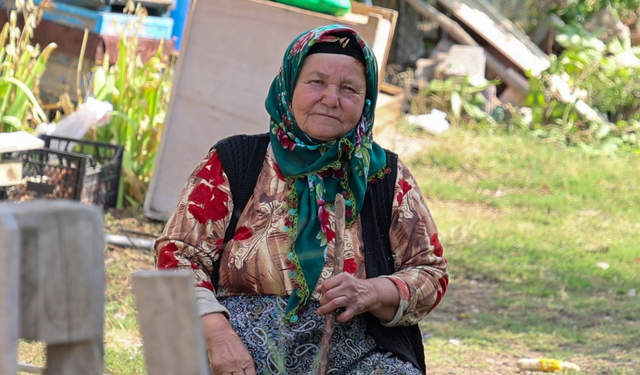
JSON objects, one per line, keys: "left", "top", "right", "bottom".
{"left": 310, "top": 80, "right": 323, "bottom": 84}
{"left": 343, "top": 86, "right": 356, "bottom": 92}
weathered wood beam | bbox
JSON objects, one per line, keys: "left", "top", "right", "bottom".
{"left": 132, "top": 270, "right": 209, "bottom": 375}
{"left": 0, "top": 200, "right": 105, "bottom": 375}
{"left": 0, "top": 213, "right": 20, "bottom": 375}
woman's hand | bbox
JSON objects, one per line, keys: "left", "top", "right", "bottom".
{"left": 201, "top": 313, "right": 256, "bottom": 375}
{"left": 315, "top": 273, "right": 400, "bottom": 323}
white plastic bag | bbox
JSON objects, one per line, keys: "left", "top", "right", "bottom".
{"left": 36, "top": 98, "right": 113, "bottom": 143}
{"left": 405, "top": 109, "right": 450, "bottom": 135}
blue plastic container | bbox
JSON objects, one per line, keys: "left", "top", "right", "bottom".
{"left": 169, "top": 0, "right": 191, "bottom": 50}
{"left": 16, "top": 1, "right": 175, "bottom": 39}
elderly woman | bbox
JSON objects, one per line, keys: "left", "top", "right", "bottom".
{"left": 155, "top": 25, "right": 448, "bottom": 375}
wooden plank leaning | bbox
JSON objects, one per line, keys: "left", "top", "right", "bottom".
{"left": 132, "top": 270, "right": 209, "bottom": 375}
{"left": 0, "top": 212, "right": 20, "bottom": 375}
{"left": 0, "top": 200, "right": 105, "bottom": 375}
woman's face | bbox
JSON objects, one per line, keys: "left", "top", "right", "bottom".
{"left": 291, "top": 53, "right": 367, "bottom": 142}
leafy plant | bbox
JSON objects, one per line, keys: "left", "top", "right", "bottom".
{"left": 91, "top": 2, "right": 173, "bottom": 208}
{"left": 552, "top": 0, "right": 640, "bottom": 24}
{"left": 409, "top": 75, "right": 498, "bottom": 127}
{"left": 0, "top": 0, "right": 55, "bottom": 132}
{"left": 522, "top": 23, "right": 640, "bottom": 153}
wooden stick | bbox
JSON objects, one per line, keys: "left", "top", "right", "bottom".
{"left": 318, "top": 194, "right": 346, "bottom": 375}
{"left": 17, "top": 363, "right": 45, "bottom": 374}
{"left": 76, "top": 28, "right": 89, "bottom": 105}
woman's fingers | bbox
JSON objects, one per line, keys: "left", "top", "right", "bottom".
{"left": 315, "top": 272, "right": 349, "bottom": 294}
{"left": 315, "top": 273, "right": 375, "bottom": 320}
{"left": 243, "top": 363, "right": 257, "bottom": 375}
{"left": 316, "top": 294, "right": 350, "bottom": 315}
{"left": 208, "top": 334, "right": 255, "bottom": 375}
{"left": 202, "top": 314, "right": 256, "bottom": 375}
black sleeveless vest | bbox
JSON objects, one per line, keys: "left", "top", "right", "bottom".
{"left": 212, "top": 133, "right": 426, "bottom": 374}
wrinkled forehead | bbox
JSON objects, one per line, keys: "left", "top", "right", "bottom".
{"left": 279, "top": 25, "right": 378, "bottom": 107}
{"left": 297, "top": 53, "right": 367, "bottom": 85}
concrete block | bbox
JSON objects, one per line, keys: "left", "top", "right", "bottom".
{"left": 436, "top": 45, "right": 486, "bottom": 79}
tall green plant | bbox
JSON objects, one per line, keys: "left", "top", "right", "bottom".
{"left": 0, "top": 0, "right": 55, "bottom": 132}
{"left": 92, "top": 2, "right": 173, "bottom": 207}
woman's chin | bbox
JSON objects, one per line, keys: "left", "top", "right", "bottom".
{"left": 306, "top": 124, "right": 347, "bottom": 142}
{"left": 306, "top": 130, "right": 338, "bottom": 142}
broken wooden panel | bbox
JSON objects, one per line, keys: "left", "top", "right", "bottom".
{"left": 373, "top": 83, "right": 405, "bottom": 151}
{"left": 437, "top": 0, "right": 550, "bottom": 76}
{"left": 144, "top": 0, "right": 397, "bottom": 221}
{"left": 0, "top": 201, "right": 105, "bottom": 375}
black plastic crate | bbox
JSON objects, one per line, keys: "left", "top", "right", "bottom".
{"left": 6, "top": 148, "right": 87, "bottom": 201}
{"left": 43, "top": 135, "right": 124, "bottom": 209}
{"left": 7, "top": 136, "right": 124, "bottom": 209}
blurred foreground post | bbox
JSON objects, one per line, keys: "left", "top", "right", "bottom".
{"left": 132, "top": 270, "right": 209, "bottom": 375}
{"left": 0, "top": 200, "right": 105, "bottom": 375}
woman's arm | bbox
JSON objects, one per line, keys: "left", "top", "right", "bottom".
{"left": 155, "top": 149, "right": 234, "bottom": 302}
{"left": 381, "top": 159, "right": 449, "bottom": 326}
{"left": 154, "top": 149, "right": 256, "bottom": 374}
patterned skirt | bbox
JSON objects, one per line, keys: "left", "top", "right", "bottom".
{"left": 218, "top": 295, "right": 422, "bottom": 375}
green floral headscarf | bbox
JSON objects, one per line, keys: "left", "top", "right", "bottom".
{"left": 265, "top": 25, "right": 387, "bottom": 322}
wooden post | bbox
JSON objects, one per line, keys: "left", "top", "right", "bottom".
{"left": 0, "top": 200, "right": 105, "bottom": 375}
{"left": 132, "top": 270, "right": 209, "bottom": 375}
{"left": 0, "top": 213, "right": 20, "bottom": 375}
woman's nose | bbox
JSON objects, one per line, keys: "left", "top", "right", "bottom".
{"left": 321, "top": 85, "right": 340, "bottom": 108}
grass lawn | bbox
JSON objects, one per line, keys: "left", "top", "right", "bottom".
{"left": 399, "top": 125, "right": 640, "bottom": 374}
{"left": 18, "top": 125, "right": 640, "bottom": 374}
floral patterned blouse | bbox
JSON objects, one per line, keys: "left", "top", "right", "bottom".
{"left": 155, "top": 146, "right": 448, "bottom": 327}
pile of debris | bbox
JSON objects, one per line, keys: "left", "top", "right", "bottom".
{"left": 380, "top": 0, "right": 639, "bottom": 132}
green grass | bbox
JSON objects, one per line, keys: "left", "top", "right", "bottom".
{"left": 17, "top": 126, "right": 639, "bottom": 374}
{"left": 405, "top": 127, "right": 640, "bottom": 374}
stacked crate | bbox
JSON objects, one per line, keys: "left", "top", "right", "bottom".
{"left": 33, "top": 0, "right": 175, "bottom": 39}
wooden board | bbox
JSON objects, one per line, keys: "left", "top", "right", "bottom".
{"left": 144, "top": 0, "right": 397, "bottom": 221}
{"left": 437, "top": 0, "right": 550, "bottom": 75}
{"left": 0, "top": 131, "right": 44, "bottom": 154}
{"left": 132, "top": 271, "right": 209, "bottom": 375}
{"left": 373, "top": 83, "right": 404, "bottom": 151}
{"left": 0, "top": 201, "right": 105, "bottom": 345}
{"left": 351, "top": 1, "right": 398, "bottom": 81}
{"left": 45, "top": 339, "right": 103, "bottom": 375}
{"left": 0, "top": 213, "right": 20, "bottom": 375}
